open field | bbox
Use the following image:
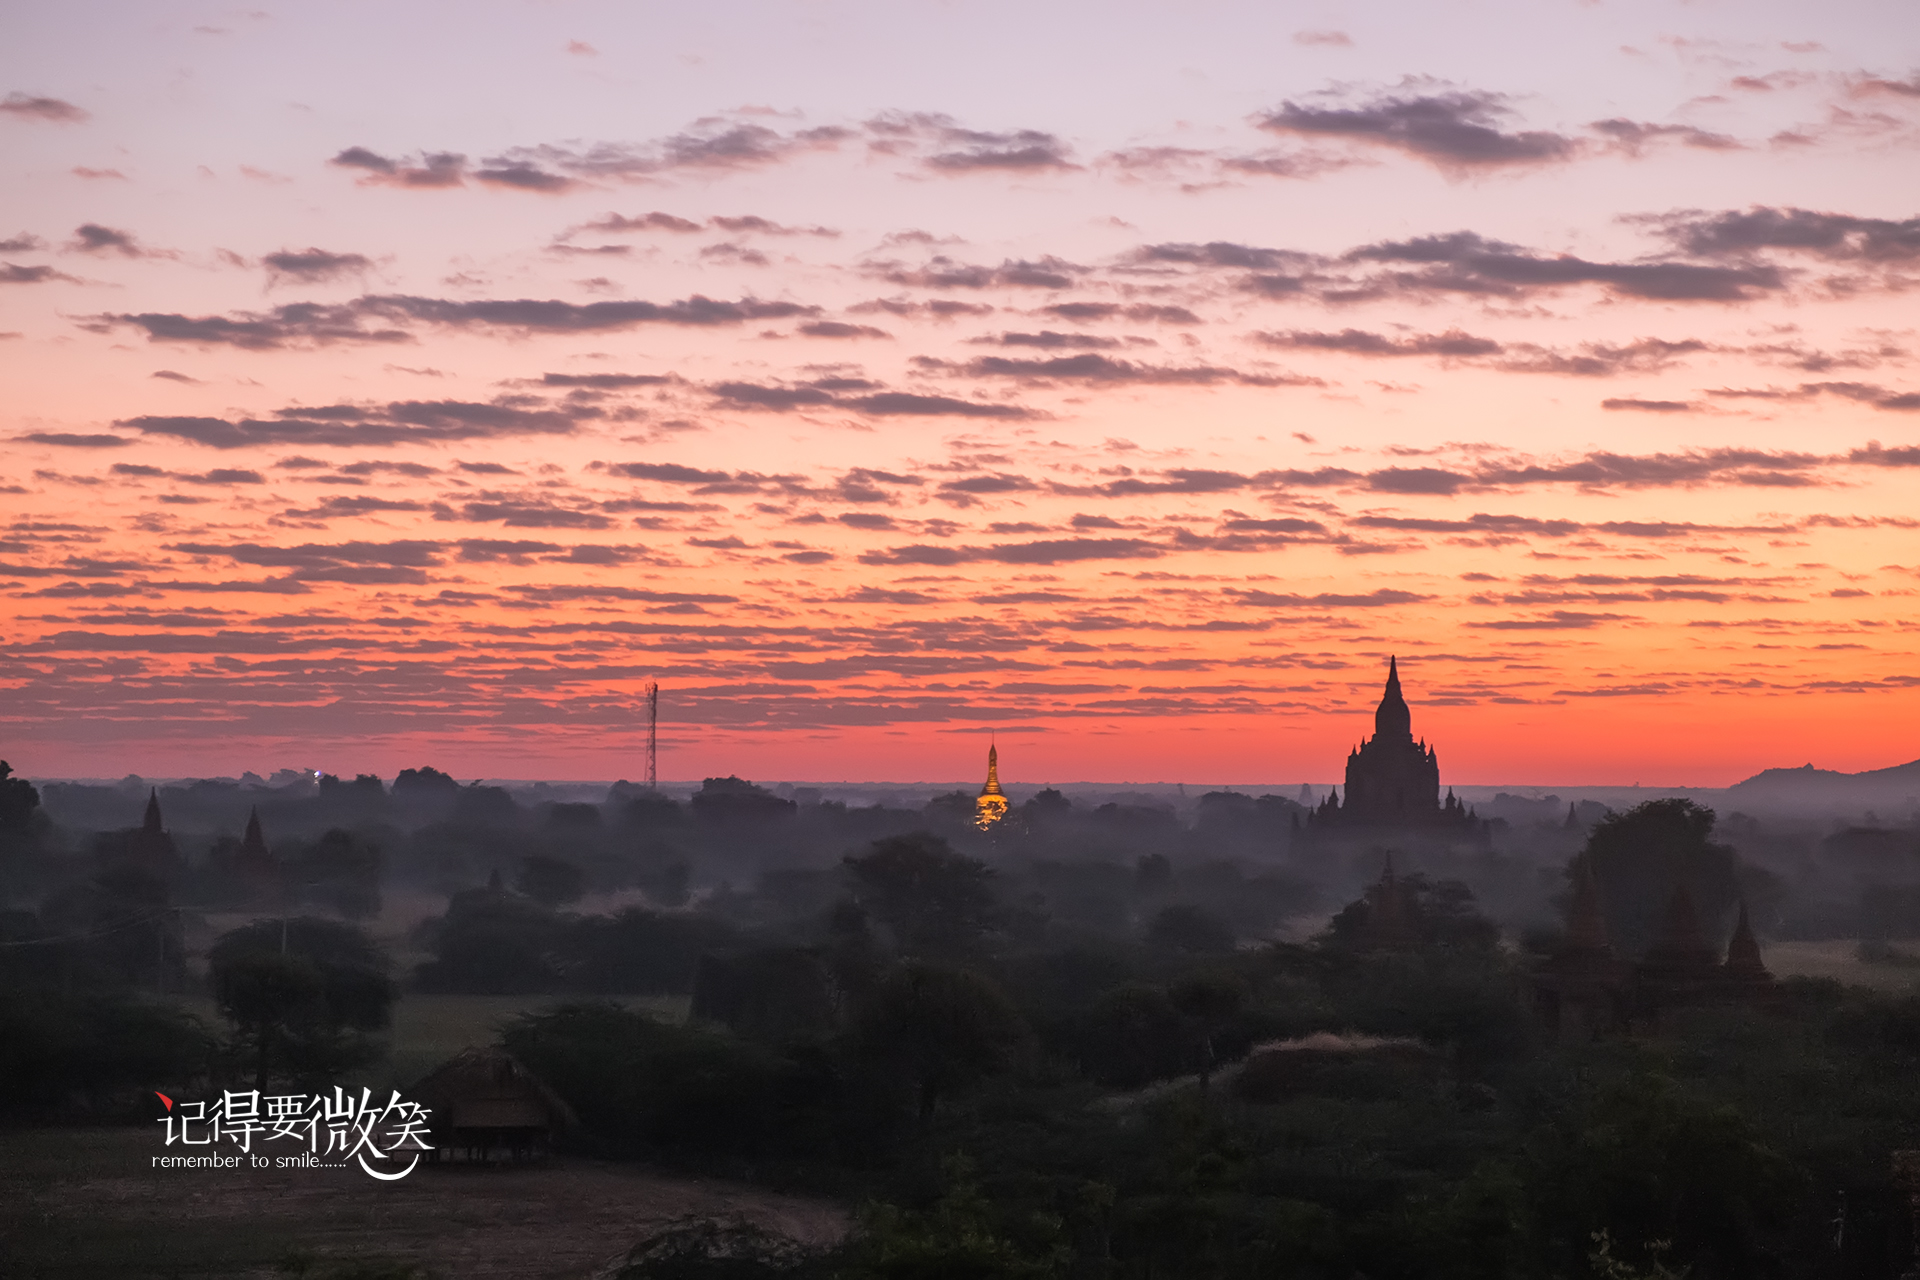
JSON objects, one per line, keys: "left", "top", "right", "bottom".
{"left": 1765, "top": 940, "right": 1920, "bottom": 993}
{"left": 0, "top": 1128, "right": 847, "bottom": 1280}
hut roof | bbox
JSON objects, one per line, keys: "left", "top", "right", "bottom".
{"left": 406, "top": 1046, "right": 578, "bottom": 1132}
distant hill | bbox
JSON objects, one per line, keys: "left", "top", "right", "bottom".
{"left": 1726, "top": 758, "right": 1920, "bottom": 810}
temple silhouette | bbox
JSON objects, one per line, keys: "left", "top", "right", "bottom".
{"left": 1532, "top": 858, "right": 1776, "bottom": 1037}
{"left": 1307, "top": 658, "right": 1479, "bottom": 833}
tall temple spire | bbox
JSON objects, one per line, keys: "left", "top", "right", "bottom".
{"left": 142, "top": 787, "right": 164, "bottom": 835}
{"left": 975, "top": 740, "right": 1008, "bottom": 829}
{"left": 982, "top": 742, "right": 1003, "bottom": 797}
{"left": 1643, "top": 883, "right": 1719, "bottom": 974}
{"left": 1373, "top": 655, "right": 1412, "bottom": 742}
{"left": 1564, "top": 856, "right": 1611, "bottom": 955}
{"left": 241, "top": 806, "right": 269, "bottom": 861}
{"left": 1724, "top": 900, "right": 1770, "bottom": 980}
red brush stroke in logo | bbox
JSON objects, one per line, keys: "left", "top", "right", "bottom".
{"left": 155, "top": 1092, "right": 174, "bottom": 1111}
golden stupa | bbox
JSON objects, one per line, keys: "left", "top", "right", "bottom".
{"left": 974, "top": 742, "right": 1009, "bottom": 830}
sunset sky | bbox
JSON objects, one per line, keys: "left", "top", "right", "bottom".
{"left": 3, "top": 1, "right": 1918, "bottom": 785}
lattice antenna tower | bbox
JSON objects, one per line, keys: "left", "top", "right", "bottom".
{"left": 645, "top": 681, "right": 659, "bottom": 789}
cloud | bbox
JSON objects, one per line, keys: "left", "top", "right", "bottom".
{"left": 1139, "top": 241, "right": 1309, "bottom": 270}
{"left": 1477, "top": 447, "right": 1825, "bottom": 489}
{"left": 1257, "top": 87, "right": 1577, "bottom": 170}
{"left": 286, "top": 495, "right": 431, "bottom": 517}
{"left": 329, "top": 148, "right": 466, "bottom": 188}
{"left": 454, "top": 502, "right": 613, "bottom": 529}
{"left": 473, "top": 162, "right": 579, "bottom": 193}
{"left": 539, "top": 372, "right": 674, "bottom": 388}
{"left": 709, "top": 215, "right": 838, "bottom": 237}
{"left": 1851, "top": 72, "right": 1920, "bottom": 99}
{"left": 1, "top": 93, "right": 87, "bottom": 123}
{"left": 2, "top": 263, "right": 78, "bottom": 284}
{"left": 1099, "top": 469, "right": 1255, "bottom": 496}
{"left": 1645, "top": 206, "right": 1920, "bottom": 262}
{"left": 976, "top": 331, "right": 1122, "bottom": 350}
{"left": 880, "top": 256, "right": 1083, "bottom": 290}
{"left": 487, "top": 121, "right": 854, "bottom": 184}
{"left": 1255, "top": 327, "right": 1502, "bottom": 358}
{"left": 859, "top": 537, "right": 1166, "bottom": 566}
{"left": 1602, "top": 397, "right": 1698, "bottom": 412}
{"left": 1293, "top": 30, "right": 1352, "bottom": 47}
{"left": 1589, "top": 119, "right": 1742, "bottom": 156}
{"left": 262, "top": 248, "right": 373, "bottom": 285}
{"left": 17, "top": 432, "right": 130, "bottom": 447}
{"left": 1351, "top": 513, "right": 1583, "bottom": 537}
{"left": 1706, "top": 381, "right": 1920, "bottom": 411}
{"left": 604, "top": 461, "right": 738, "bottom": 486}
{"left": 122, "top": 398, "right": 586, "bottom": 448}
{"left": 1229, "top": 588, "right": 1428, "bottom": 607}
{"left": 69, "top": 223, "right": 147, "bottom": 256}
{"left": 0, "top": 234, "right": 44, "bottom": 252}
{"left": 87, "top": 292, "right": 819, "bottom": 348}
{"left": 710, "top": 378, "right": 1035, "bottom": 419}
{"left": 797, "top": 321, "right": 890, "bottom": 339}
{"left": 949, "top": 352, "right": 1317, "bottom": 388}
{"left": 925, "top": 129, "right": 1076, "bottom": 172}
{"left": 1469, "top": 611, "right": 1634, "bottom": 630}
{"left": 1346, "top": 231, "right": 1783, "bottom": 301}
{"left": 169, "top": 539, "right": 445, "bottom": 585}
{"left": 576, "top": 211, "right": 705, "bottom": 234}
{"left": 864, "top": 392, "right": 1036, "bottom": 417}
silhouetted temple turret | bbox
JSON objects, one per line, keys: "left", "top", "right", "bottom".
{"left": 1564, "top": 856, "right": 1611, "bottom": 958}
{"left": 1640, "top": 884, "right": 1721, "bottom": 978}
{"left": 1342, "top": 855, "right": 1420, "bottom": 951}
{"left": 122, "top": 787, "right": 181, "bottom": 875}
{"left": 1311, "top": 658, "right": 1477, "bottom": 833}
{"left": 1533, "top": 854, "right": 1627, "bottom": 1037}
{"left": 1724, "top": 901, "right": 1771, "bottom": 981}
{"left": 241, "top": 806, "right": 269, "bottom": 861}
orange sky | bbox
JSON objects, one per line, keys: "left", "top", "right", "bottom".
{"left": 3, "top": 1, "right": 1918, "bottom": 784}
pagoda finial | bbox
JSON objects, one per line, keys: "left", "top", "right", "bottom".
{"left": 1373, "top": 656, "right": 1412, "bottom": 742}
{"left": 142, "top": 788, "right": 164, "bottom": 834}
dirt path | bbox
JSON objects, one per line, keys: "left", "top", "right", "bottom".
{"left": 1, "top": 1129, "right": 849, "bottom": 1279}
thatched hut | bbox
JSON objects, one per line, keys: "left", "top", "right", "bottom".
{"left": 406, "top": 1047, "right": 576, "bottom": 1164}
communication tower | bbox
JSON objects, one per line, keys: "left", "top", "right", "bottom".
{"left": 645, "top": 681, "right": 659, "bottom": 789}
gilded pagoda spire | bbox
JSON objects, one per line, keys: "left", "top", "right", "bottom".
{"left": 975, "top": 740, "right": 1008, "bottom": 829}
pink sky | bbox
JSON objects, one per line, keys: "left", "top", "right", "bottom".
{"left": 3, "top": 1, "right": 1918, "bottom": 784}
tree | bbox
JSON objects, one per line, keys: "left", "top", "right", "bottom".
{"left": 1169, "top": 971, "right": 1247, "bottom": 1089}
{"left": 209, "top": 917, "right": 395, "bottom": 1090}
{"left": 288, "top": 828, "right": 382, "bottom": 919}
{"left": 691, "top": 776, "right": 796, "bottom": 824}
{"left": 855, "top": 962, "right": 1024, "bottom": 1123}
{"left": 1582, "top": 799, "right": 1739, "bottom": 956}
{"left": 845, "top": 833, "right": 999, "bottom": 959}
{"left": 1146, "top": 904, "right": 1236, "bottom": 954}
{"left": 518, "top": 854, "right": 586, "bottom": 907}
{"left": 0, "top": 760, "right": 39, "bottom": 833}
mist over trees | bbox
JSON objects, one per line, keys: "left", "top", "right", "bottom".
{"left": 5, "top": 757, "right": 1920, "bottom": 1275}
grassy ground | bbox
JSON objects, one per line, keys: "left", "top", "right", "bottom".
{"left": 0, "top": 1127, "right": 846, "bottom": 1280}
